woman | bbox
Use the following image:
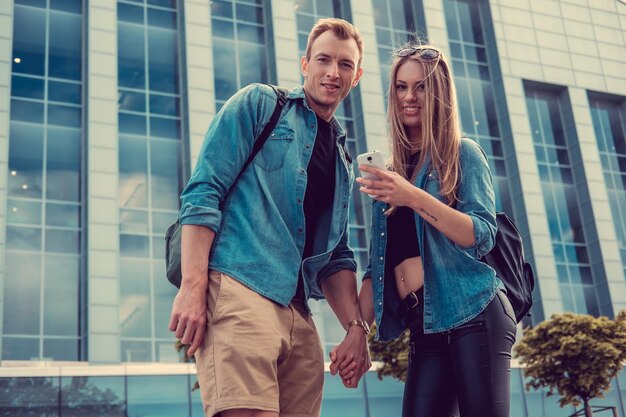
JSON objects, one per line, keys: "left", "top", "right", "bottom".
{"left": 354, "top": 44, "right": 517, "bottom": 417}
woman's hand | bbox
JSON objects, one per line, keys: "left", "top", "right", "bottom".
{"left": 357, "top": 165, "right": 420, "bottom": 207}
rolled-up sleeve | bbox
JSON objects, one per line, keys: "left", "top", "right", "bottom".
{"left": 317, "top": 219, "right": 357, "bottom": 285}
{"left": 454, "top": 139, "right": 497, "bottom": 259}
{"left": 179, "top": 84, "right": 274, "bottom": 231}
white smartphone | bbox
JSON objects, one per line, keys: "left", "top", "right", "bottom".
{"left": 357, "top": 150, "right": 386, "bottom": 180}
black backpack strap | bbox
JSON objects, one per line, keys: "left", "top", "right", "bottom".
{"left": 240, "top": 84, "right": 288, "bottom": 171}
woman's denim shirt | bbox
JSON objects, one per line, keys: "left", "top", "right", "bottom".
{"left": 179, "top": 84, "right": 357, "bottom": 306}
{"left": 364, "top": 138, "right": 503, "bottom": 340}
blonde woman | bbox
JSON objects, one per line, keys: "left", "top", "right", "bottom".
{"left": 355, "top": 44, "right": 516, "bottom": 416}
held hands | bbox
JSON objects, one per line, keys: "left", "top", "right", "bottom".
{"left": 329, "top": 326, "right": 372, "bottom": 388}
{"left": 168, "top": 280, "right": 208, "bottom": 358}
{"left": 357, "top": 165, "right": 420, "bottom": 207}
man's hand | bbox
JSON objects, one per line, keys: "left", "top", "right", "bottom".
{"left": 329, "top": 327, "right": 371, "bottom": 388}
{"left": 168, "top": 280, "right": 208, "bottom": 358}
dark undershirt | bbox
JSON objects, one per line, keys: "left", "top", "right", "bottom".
{"left": 294, "top": 115, "right": 336, "bottom": 301}
{"left": 385, "top": 152, "right": 421, "bottom": 270}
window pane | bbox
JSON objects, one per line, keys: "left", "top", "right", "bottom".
{"left": 48, "top": 80, "right": 82, "bottom": 104}
{"left": 118, "top": 23, "right": 146, "bottom": 89}
{"left": 119, "top": 137, "right": 148, "bottom": 208}
{"left": 48, "top": 104, "right": 81, "bottom": 127}
{"left": 50, "top": 0, "right": 82, "bottom": 14}
{"left": 213, "top": 40, "right": 237, "bottom": 101}
{"left": 119, "top": 91, "right": 147, "bottom": 113}
{"left": 120, "top": 209, "right": 149, "bottom": 234}
{"left": 11, "top": 75, "right": 44, "bottom": 99}
{"left": 120, "top": 259, "right": 151, "bottom": 337}
{"left": 46, "top": 126, "right": 81, "bottom": 201}
{"left": 153, "top": 260, "right": 176, "bottom": 338}
{"left": 150, "top": 116, "right": 180, "bottom": 139}
{"left": 238, "top": 43, "right": 267, "bottom": 88}
{"left": 11, "top": 99, "right": 44, "bottom": 123}
{"left": 49, "top": 11, "right": 82, "bottom": 80}
{"left": 148, "top": 27, "right": 179, "bottom": 93}
{"left": 148, "top": 8, "right": 176, "bottom": 29}
{"left": 3, "top": 253, "right": 41, "bottom": 334}
{"left": 12, "top": 6, "right": 46, "bottom": 76}
{"left": 0, "top": 377, "right": 59, "bottom": 412}
{"left": 120, "top": 234, "right": 150, "bottom": 257}
{"left": 121, "top": 340, "right": 151, "bottom": 362}
{"left": 6, "top": 226, "right": 42, "bottom": 251}
{"left": 119, "top": 2, "right": 144, "bottom": 24}
{"left": 45, "top": 229, "right": 80, "bottom": 253}
{"left": 127, "top": 375, "right": 190, "bottom": 417}
{"left": 8, "top": 122, "right": 44, "bottom": 198}
{"left": 1, "top": 338, "right": 40, "bottom": 360}
{"left": 46, "top": 202, "right": 80, "bottom": 228}
{"left": 43, "top": 254, "right": 79, "bottom": 336}
{"left": 60, "top": 376, "right": 125, "bottom": 417}
{"left": 7, "top": 199, "right": 42, "bottom": 225}
{"left": 119, "top": 113, "right": 147, "bottom": 135}
{"left": 150, "top": 139, "right": 180, "bottom": 209}
{"left": 149, "top": 94, "right": 178, "bottom": 116}
{"left": 44, "top": 338, "right": 79, "bottom": 360}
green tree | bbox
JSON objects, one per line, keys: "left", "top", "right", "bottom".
{"left": 514, "top": 311, "right": 626, "bottom": 417}
{"left": 367, "top": 324, "right": 410, "bottom": 382}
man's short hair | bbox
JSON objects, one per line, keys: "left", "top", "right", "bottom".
{"left": 305, "top": 18, "right": 363, "bottom": 68}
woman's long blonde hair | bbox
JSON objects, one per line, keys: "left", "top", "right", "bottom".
{"left": 387, "top": 44, "right": 462, "bottom": 208}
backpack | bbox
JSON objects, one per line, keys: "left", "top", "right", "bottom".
{"left": 481, "top": 212, "right": 535, "bottom": 322}
{"left": 164, "top": 85, "right": 289, "bottom": 288}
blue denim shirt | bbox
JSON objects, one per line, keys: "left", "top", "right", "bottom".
{"left": 179, "top": 84, "right": 357, "bottom": 306}
{"left": 364, "top": 138, "right": 503, "bottom": 340}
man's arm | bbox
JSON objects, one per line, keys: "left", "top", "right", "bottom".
{"left": 321, "top": 269, "right": 371, "bottom": 388}
{"left": 168, "top": 225, "right": 215, "bottom": 357}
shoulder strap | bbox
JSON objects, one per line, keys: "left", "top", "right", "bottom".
{"left": 238, "top": 84, "right": 288, "bottom": 175}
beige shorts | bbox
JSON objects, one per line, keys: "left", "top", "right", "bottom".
{"left": 195, "top": 270, "right": 324, "bottom": 417}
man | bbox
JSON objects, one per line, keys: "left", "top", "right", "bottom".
{"left": 169, "top": 18, "right": 370, "bottom": 417}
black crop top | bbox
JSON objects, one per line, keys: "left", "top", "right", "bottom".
{"left": 385, "top": 152, "right": 421, "bottom": 270}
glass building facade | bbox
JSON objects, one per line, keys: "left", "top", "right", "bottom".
{"left": 1, "top": 0, "right": 626, "bottom": 415}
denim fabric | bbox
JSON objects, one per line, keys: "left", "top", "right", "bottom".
{"left": 364, "top": 138, "right": 503, "bottom": 339}
{"left": 180, "top": 84, "right": 357, "bottom": 306}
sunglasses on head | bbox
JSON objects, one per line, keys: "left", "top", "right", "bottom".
{"left": 396, "top": 47, "right": 440, "bottom": 60}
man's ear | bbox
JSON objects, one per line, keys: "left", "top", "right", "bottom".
{"left": 352, "top": 67, "right": 364, "bottom": 87}
{"left": 301, "top": 56, "right": 309, "bottom": 77}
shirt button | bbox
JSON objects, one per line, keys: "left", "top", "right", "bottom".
{"left": 380, "top": 232, "right": 385, "bottom": 237}
{"left": 379, "top": 257, "right": 383, "bottom": 261}
{"left": 378, "top": 301, "right": 382, "bottom": 306}
{"left": 382, "top": 208, "right": 385, "bottom": 212}
{"left": 379, "top": 277, "right": 383, "bottom": 281}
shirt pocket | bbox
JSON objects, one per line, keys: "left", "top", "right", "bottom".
{"left": 253, "top": 125, "right": 295, "bottom": 172}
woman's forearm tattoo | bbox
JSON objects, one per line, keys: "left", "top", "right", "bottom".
{"left": 418, "top": 208, "right": 438, "bottom": 222}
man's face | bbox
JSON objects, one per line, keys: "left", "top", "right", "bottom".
{"left": 301, "top": 30, "right": 363, "bottom": 121}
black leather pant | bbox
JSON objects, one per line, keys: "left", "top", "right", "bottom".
{"left": 403, "top": 291, "right": 517, "bottom": 417}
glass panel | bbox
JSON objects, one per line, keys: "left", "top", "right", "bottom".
{"left": 236, "top": 3, "right": 262, "bottom": 23}
{"left": 49, "top": 11, "right": 82, "bottom": 80}
{"left": 49, "top": 80, "right": 82, "bottom": 104}
{"left": 127, "top": 375, "right": 190, "bottom": 417}
{"left": 48, "top": 104, "right": 81, "bottom": 127}
{"left": 150, "top": 139, "right": 180, "bottom": 209}
{"left": 46, "top": 202, "right": 80, "bottom": 228}
{"left": 149, "top": 94, "right": 179, "bottom": 116}
{"left": 46, "top": 126, "right": 81, "bottom": 201}
{"left": 45, "top": 229, "right": 80, "bottom": 253}
{"left": 7, "top": 199, "right": 42, "bottom": 225}
{"left": 121, "top": 340, "right": 151, "bottom": 362}
{"left": 43, "top": 338, "right": 79, "bottom": 360}
{"left": 153, "top": 260, "right": 176, "bottom": 338}
{"left": 119, "top": 91, "right": 147, "bottom": 113}
{"left": 211, "top": 0, "right": 234, "bottom": 19}
{"left": 60, "top": 376, "right": 125, "bottom": 417}
{"left": 119, "top": 113, "right": 147, "bottom": 135}
{"left": 148, "top": 27, "right": 179, "bottom": 93}
{"left": 11, "top": 75, "right": 45, "bottom": 99}
{"left": 212, "top": 17, "right": 234, "bottom": 39}
{"left": 119, "top": 137, "right": 148, "bottom": 208}
{"left": 120, "top": 234, "right": 150, "bottom": 257}
{"left": 120, "top": 259, "right": 151, "bottom": 337}
{"left": 120, "top": 209, "right": 150, "bottom": 234}
{"left": 12, "top": 6, "right": 46, "bottom": 76}
{"left": 3, "top": 253, "right": 42, "bottom": 334}
{"left": 150, "top": 116, "right": 180, "bottom": 139}
{"left": 118, "top": 23, "right": 146, "bottom": 89}
{"left": 119, "top": 2, "right": 144, "bottom": 24}
{"left": 11, "top": 99, "right": 44, "bottom": 123}
{"left": 50, "top": 0, "right": 82, "bottom": 13}
{"left": 238, "top": 43, "right": 267, "bottom": 87}
{"left": 1, "top": 337, "right": 40, "bottom": 360}
{"left": 44, "top": 254, "right": 79, "bottom": 336}
{"left": 0, "top": 377, "right": 59, "bottom": 413}
{"left": 237, "top": 22, "right": 265, "bottom": 44}
{"left": 148, "top": 8, "right": 177, "bottom": 29}
{"left": 6, "top": 226, "right": 42, "bottom": 251}
{"left": 213, "top": 40, "right": 238, "bottom": 101}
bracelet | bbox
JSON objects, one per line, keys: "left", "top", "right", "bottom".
{"left": 347, "top": 319, "right": 370, "bottom": 335}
